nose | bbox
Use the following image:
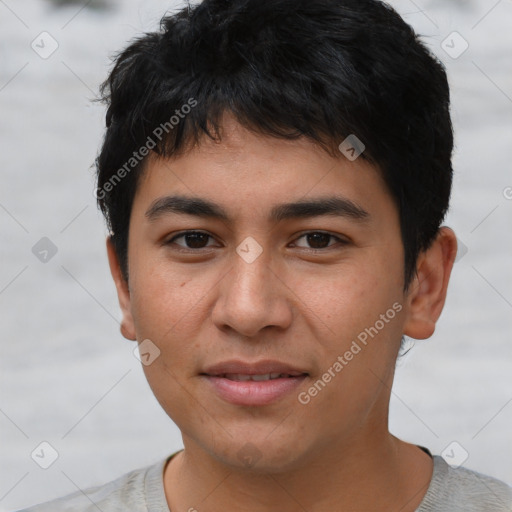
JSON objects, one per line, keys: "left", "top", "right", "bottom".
{"left": 211, "top": 250, "right": 293, "bottom": 338}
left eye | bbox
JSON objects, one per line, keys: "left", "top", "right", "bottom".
{"left": 167, "top": 231, "right": 216, "bottom": 249}
{"left": 292, "top": 232, "right": 345, "bottom": 249}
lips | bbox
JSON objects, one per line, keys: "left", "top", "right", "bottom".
{"left": 201, "top": 360, "right": 308, "bottom": 406}
{"left": 221, "top": 372, "right": 303, "bottom": 381}
{"left": 202, "top": 359, "right": 307, "bottom": 377}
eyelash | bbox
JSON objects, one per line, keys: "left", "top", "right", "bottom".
{"left": 165, "top": 230, "right": 348, "bottom": 252}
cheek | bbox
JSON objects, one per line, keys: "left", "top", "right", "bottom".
{"left": 291, "top": 260, "right": 404, "bottom": 388}
{"left": 130, "top": 255, "right": 200, "bottom": 333}
{"left": 129, "top": 273, "right": 204, "bottom": 421}
{"left": 292, "top": 265, "right": 391, "bottom": 339}
{"left": 128, "top": 261, "right": 227, "bottom": 383}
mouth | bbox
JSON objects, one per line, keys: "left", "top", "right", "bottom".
{"left": 209, "top": 372, "right": 306, "bottom": 381}
{"left": 200, "top": 360, "right": 308, "bottom": 406}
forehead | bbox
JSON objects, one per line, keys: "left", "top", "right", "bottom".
{"left": 133, "top": 115, "right": 395, "bottom": 224}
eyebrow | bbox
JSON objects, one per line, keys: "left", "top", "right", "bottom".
{"left": 145, "top": 194, "right": 370, "bottom": 223}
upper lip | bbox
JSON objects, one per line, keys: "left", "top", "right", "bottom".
{"left": 201, "top": 359, "right": 308, "bottom": 376}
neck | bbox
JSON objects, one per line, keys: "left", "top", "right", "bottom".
{"left": 163, "top": 428, "right": 433, "bottom": 512}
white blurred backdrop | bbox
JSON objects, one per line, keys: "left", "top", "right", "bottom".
{"left": 1, "top": 0, "right": 511, "bottom": 510}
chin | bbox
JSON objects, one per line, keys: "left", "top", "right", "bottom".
{"left": 206, "top": 430, "right": 314, "bottom": 474}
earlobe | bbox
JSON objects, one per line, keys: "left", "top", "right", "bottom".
{"left": 403, "top": 227, "right": 458, "bottom": 340}
{"left": 106, "top": 236, "right": 137, "bottom": 341}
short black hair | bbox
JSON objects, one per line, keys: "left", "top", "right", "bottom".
{"left": 95, "top": 0, "right": 453, "bottom": 288}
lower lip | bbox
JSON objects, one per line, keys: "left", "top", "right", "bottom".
{"left": 202, "top": 375, "right": 307, "bottom": 406}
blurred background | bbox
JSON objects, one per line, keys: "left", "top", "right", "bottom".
{"left": 1, "top": 0, "right": 511, "bottom": 510}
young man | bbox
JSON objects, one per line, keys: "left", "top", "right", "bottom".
{"left": 19, "top": 0, "right": 512, "bottom": 510}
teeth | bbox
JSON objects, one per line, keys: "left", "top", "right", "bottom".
{"left": 252, "top": 373, "right": 270, "bottom": 381}
{"left": 227, "top": 374, "right": 252, "bottom": 381}
{"left": 223, "top": 373, "right": 293, "bottom": 381}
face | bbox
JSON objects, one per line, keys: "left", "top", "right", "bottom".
{"left": 109, "top": 115, "right": 430, "bottom": 472}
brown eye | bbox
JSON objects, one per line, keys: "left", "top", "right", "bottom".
{"left": 293, "top": 232, "right": 346, "bottom": 250}
{"left": 167, "top": 231, "right": 215, "bottom": 249}
{"left": 305, "top": 233, "right": 331, "bottom": 249}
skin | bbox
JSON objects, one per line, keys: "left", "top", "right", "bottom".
{"left": 107, "top": 114, "right": 457, "bottom": 512}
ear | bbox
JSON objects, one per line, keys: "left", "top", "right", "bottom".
{"left": 403, "top": 227, "right": 458, "bottom": 340}
{"left": 106, "top": 236, "right": 136, "bottom": 341}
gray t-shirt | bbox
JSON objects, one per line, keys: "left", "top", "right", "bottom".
{"left": 17, "top": 450, "right": 512, "bottom": 512}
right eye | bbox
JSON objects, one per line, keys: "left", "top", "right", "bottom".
{"left": 165, "top": 231, "right": 219, "bottom": 250}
